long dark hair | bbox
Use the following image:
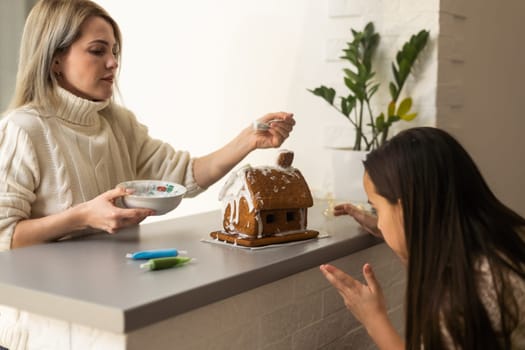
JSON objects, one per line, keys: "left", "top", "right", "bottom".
{"left": 363, "top": 127, "right": 525, "bottom": 349}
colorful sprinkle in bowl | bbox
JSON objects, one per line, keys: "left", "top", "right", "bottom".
{"left": 118, "top": 180, "right": 187, "bottom": 215}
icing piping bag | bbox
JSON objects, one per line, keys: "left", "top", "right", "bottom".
{"left": 140, "top": 256, "right": 193, "bottom": 271}
{"left": 126, "top": 248, "right": 187, "bottom": 260}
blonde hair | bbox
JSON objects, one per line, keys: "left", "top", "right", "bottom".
{"left": 8, "top": 0, "right": 122, "bottom": 114}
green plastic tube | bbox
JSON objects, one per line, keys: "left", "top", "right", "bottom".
{"left": 140, "top": 256, "right": 192, "bottom": 271}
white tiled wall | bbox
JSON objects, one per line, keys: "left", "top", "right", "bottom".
{"left": 126, "top": 242, "right": 405, "bottom": 350}
{"left": 436, "top": 8, "right": 467, "bottom": 133}
{"left": 320, "top": 0, "right": 439, "bottom": 202}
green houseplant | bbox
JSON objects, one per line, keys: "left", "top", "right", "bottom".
{"left": 309, "top": 22, "right": 429, "bottom": 151}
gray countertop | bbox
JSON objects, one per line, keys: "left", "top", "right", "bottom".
{"left": 0, "top": 200, "right": 380, "bottom": 333}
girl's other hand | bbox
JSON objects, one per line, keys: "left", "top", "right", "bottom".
{"left": 334, "top": 202, "right": 382, "bottom": 238}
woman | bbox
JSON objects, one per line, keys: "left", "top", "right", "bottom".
{"left": 321, "top": 127, "right": 525, "bottom": 349}
{"left": 0, "top": 0, "right": 294, "bottom": 250}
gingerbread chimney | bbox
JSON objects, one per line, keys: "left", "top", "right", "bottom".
{"left": 277, "top": 149, "right": 294, "bottom": 168}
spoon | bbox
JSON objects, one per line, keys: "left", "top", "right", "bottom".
{"left": 252, "top": 119, "right": 282, "bottom": 131}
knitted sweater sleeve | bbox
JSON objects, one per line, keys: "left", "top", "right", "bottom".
{"left": 0, "top": 121, "right": 40, "bottom": 251}
{"left": 108, "top": 106, "right": 205, "bottom": 197}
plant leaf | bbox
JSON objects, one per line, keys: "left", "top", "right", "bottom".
{"left": 343, "top": 68, "right": 358, "bottom": 81}
{"left": 345, "top": 78, "right": 365, "bottom": 101}
{"left": 399, "top": 59, "right": 411, "bottom": 81}
{"left": 392, "top": 63, "right": 400, "bottom": 87}
{"left": 341, "top": 96, "right": 356, "bottom": 117}
{"left": 397, "top": 97, "right": 412, "bottom": 116}
{"left": 401, "top": 112, "right": 417, "bottom": 121}
{"left": 344, "top": 77, "right": 356, "bottom": 93}
{"left": 368, "top": 83, "right": 380, "bottom": 99}
{"left": 387, "top": 101, "right": 396, "bottom": 117}
{"left": 375, "top": 113, "right": 385, "bottom": 132}
{"left": 389, "top": 82, "right": 398, "bottom": 100}
{"left": 340, "top": 97, "right": 349, "bottom": 116}
{"left": 308, "top": 86, "right": 336, "bottom": 105}
{"left": 364, "top": 22, "right": 375, "bottom": 35}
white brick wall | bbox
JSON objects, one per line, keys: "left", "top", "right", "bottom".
{"left": 436, "top": 9, "right": 467, "bottom": 133}
{"left": 126, "top": 242, "right": 405, "bottom": 350}
{"left": 320, "top": 0, "right": 439, "bottom": 200}
{"left": 322, "top": 0, "right": 439, "bottom": 128}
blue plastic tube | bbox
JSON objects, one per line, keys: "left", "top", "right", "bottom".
{"left": 126, "top": 248, "right": 186, "bottom": 260}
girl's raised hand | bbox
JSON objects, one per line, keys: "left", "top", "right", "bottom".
{"left": 320, "top": 263, "right": 387, "bottom": 327}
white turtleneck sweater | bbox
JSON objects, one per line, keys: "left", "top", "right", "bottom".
{"left": 0, "top": 88, "right": 203, "bottom": 250}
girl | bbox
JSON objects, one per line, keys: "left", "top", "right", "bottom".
{"left": 321, "top": 127, "right": 525, "bottom": 349}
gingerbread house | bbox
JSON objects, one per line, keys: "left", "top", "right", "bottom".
{"left": 210, "top": 150, "right": 319, "bottom": 247}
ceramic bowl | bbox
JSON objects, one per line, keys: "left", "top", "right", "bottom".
{"left": 118, "top": 180, "right": 187, "bottom": 215}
